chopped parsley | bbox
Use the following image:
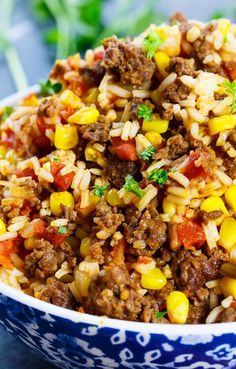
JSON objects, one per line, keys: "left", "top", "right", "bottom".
{"left": 40, "top": 80, "right": 62, "bottom": 96}
{"left": 123, "top": 175, "right": 144, "bottom": 198}
{"left": 93, "top": 184, "right": 109, "bottom": 197}
{"left": 52, "top": 156, "right": 60, "bottom": 162}
{"left": 144, "top": 31, "right": 164, "bottom": 59}
{"left": 223, "top": 79, "right": 236, "bottom": 113}
{"left": 148, "top": 168, "right": 168, "bottom": 187}
{"left": 0, "top": 106, "right": 13, "bottom": 123}
{"left": 155, "top": 311, "right": 167, "bottom": 319}
{"left": 137, "top": 104, "right": 153, "bottom": 121}
{"left": 139, "top": 145, "right": 156, "bottom": 162}
{"left": 58, "top": 226, "right": 67, "bottom": 234}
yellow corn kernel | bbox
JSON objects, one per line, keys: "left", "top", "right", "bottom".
{"left": 201, "top": 196, "right": 228, "bottom": 215}
{"left": 107, "top": 188, "right": 125, "bottom": 207}
{"left": 80, "top": 237, "right": 90, "bottom": 258}
{"left": 75, "top": 227, "right": 89, "bottom": 240}
{"left": 142, "top": 114, "right": 169, "bottom": 133}
{"left": 24, "top": 237, "right": 37, "bottom": 250}
{"left": 120, "top": 290, "right": 129, "bottom": 300}
{"left": 21, "top": 93, "right": 39, "bottom": 107}
{"left": 219, "top": 217, "right": 236, "bottom": 252}
{"left": 208, "top": 115, "right": 236, "bottom": 135}
{"left": 68, "top": 107, "right": 99, "bottom": 125}
{"left": 0, "top": 145, "right": 7, "bottom": 158}
{"left": 50, "top": 191, "right": 75, "bottom": 216}
{"left": 65, "top": 236, "right": 79, "bottom": 249}
{"left": 54, "top": 125, "right": 78, "bottom": 150}
{"left": 225, "top": 185, "right": 236, "bottom": 212}
{"left": 145, "top": 131, "right": 163, "bottom": 148}
{"left": 218, "top": 19, "right": 231, "bottom": 38}
{"left": 85, "top": 143, "right": 97, "bottom": 161}
{"left": 162, "top": 198, "right": 176, "bottom": 217}
{"left": 167, "top": 291, "right": 189, "bottom": 324}
{"left": 154, "top": 51, "right": 170, "bottom": 77}
{"left": 77, "top": 193, "right": 99, "bottom": 217}
{"left": 60, "top": 89, "right": 81, "bottom": 109}
{"left": 141, "top": 267, "right": 167, "bottom": 290}
{"left": 220, "top": 262, "right": 236, "bottom": 278}
{"left": 219, "top": 277, "right": 236, "bottom": 299}
{"left": 0, "top": 219, "right": 6, "bottom": 234}
{"left": 84, "top": 88, "right": 99, "bottom": 103}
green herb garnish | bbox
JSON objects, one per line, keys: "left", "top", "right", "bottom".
{"left": 223, "top": 80, "right": 236, "bottom": 113}
{"left": 148, "top": 168, "right": 168, "bottom": 187}
{"left": 52, "top": 156, "right": 60, "bottom": 162}
{"left": 1, "top": 106, "right": 13, "bottom": 123}
{"left": 123, "top": 174, "right": 144, "bottom": 198}
{"left": 93, "top": 184, "right": 109, "bottom": 197}
{"left": 58, "top": 226, "right": 67, "bottom": 234}
{"left": 137, "top": 104, "right": 153, "bottom": 121}
{"left": 144, "top": 31, "right": 164, "bottom": 59}
{"left": 155, "top": 311, "right": 167, "bottom": 319}
{"left": 40, "top": 80, "right": 62, "bottom": 96}
{"left": 139, "top": 145, "right": 156, "bottom": 162}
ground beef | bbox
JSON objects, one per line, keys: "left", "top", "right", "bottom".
{"left": 102, "top": 36, "right": 156, "bottom": 86}
{"left": 38, "top": 97, "right": 59, "bottom": 118}
{"left": 222, "top": 155, "right": 236, "bottom": 179}
{"left": 171, "top": 248, "right": 229, "bottom": 299}
{"left": 130, "top": 97, "right": 143, "bottom": 120}
{"left": 40, "top": 278, "right": 75, "bottom": 309}
{"left": 187, "top": 301, "right": 210, "bottom": 324}
{"left": 125, "top": 201, "right": 167, "bottom": 256}
{"left": 220, "top": 307, "right": 236, "bottom": 322}
{"left": 169, "top": 11, "right": 187, "bottom": 25}
{"left": 49, "top": 60, "right": 68, "bottom": 80}
{"left": 168, "top": 57, "right": 196, "bottom": 76}
{"left": 93, "top": 201, "right": 124, "bottom": 240}
{"left": 80, "top": 122, "right": 110, "bottom": 143}
{"left": 160, "top": 79, "right": 190, "bottom": 105}
{"left": 196, "top": 210, "right": 223, "bottom": 224}
{"left": 153, "top": 134, "right": 189, "bottom": 161}
{"left": 89, "top": 236, "right": 106, "bottom": 264}
{"left": 79, "top": 61, "right": 105, "bottom": 87}
{"left": 106, "top": 156, "right": 140, "bottom": 189}
{"left": 25, "top": 240, "right": 75, "bottom": 279}
{"left": 195, "top": 144, "right": 216, "bottom": 174}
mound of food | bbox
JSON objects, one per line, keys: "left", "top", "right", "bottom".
{"left": 0, "top": 12, "right": 235, "bottom": 324}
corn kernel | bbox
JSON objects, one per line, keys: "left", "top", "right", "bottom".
{"left": 141, "top": 267, "right": 167, "bottom": 290}
{"left": 167, "top": 291, "right": 189, "bottom": 324}
{"left": 219, "top": 217, "right": 236, "bottom": 252}
{"left": 145, "top": 131, "right": 163, "bottom": 148}
{"left": 0, "top": 219, "right": 6, "bottom": 234}
{"left": 201, "top": 196, "right": 228, "bottom": 215}
{"left": 154, "top": 51, "right": 170, "bottom": 77}
{"left": 80, "top": 237, "right": 90, "bottom": 258}
{"left": 220, "top": 262, "right": 236, "bottom": 278}
{"left": 142, "top": 114, "right": 169, "bottom": 133}
{"left": 225, "top": 185, "right": 236, "bottom": 212}
{"left": 54, "top": 125, "right": 78, "bottom": 150}
{"left": 84, "top": 88, "right": 99, "bottom": 103}
{"left": 21, "top": 93, "right": 39, "bottom": 107}
{"left": 0, "top": 145, "right": 7, "bottom": 158}
{"left": 85, "top": 143, "right": 97, "bottom": 161}
{"left": 208, "top": 115, "right": 236, "bottom": 135}
{"left": 50, "top": 191, "right": 74, "bottom": 216}
{"left": 60, "top": 89, "right": 81, "bottom": 109}
{"left": 219, "top": 277, "right": 236, "bottom": 299}
{"left": 68, "top": 107, "right": 99, "bottom": 125}
{"left": 218, "top": 19, "right": 231, "bottom": 38}
{"left": 77, "top": 193, "right": 99, "bottom": 217}
{"left": 107, "top": 188, "right": 125, "bottom": 207}
{"left": 120, "top": 290, "right": 129, "bottom": 300}
{"left": 162, "top": 198, "right": 176, "bottom": 217}
{"left": 24, "top": 236, "right": 37, "bottom": 250}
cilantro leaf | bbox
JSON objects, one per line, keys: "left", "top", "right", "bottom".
{"left": 93, "top": 184, "right": 109, "bottom": 197}
{"left": 58, "top": 226, "right": 67, "bottom": 234}
{"left": 139, "top": 145, "right": 156, "bottom": 162}
{"left": 52, "top": 156, "right": 60, "bottom": 162}
{"left": 0, "top": 106, "right": 13, "bottom": 123}
{"left": 40, "top": 80, "right": 62, "bottom": 96}
{"left": 137, "top": 104, "right": 153, "bottom": 121}
{"left": 223, "top": 80, "right": 236, "bottom": 113}
{"left": 148, "top": 168, "right": 168, "bottom": 187}
{"left": 155, "top": 311, "right": 167, "bottom": 319}
{"left": 123, "top": 174, "right": 144, "bottom": 198}
{"left": 144, "top": 31, "right": 164, "bottom": 59}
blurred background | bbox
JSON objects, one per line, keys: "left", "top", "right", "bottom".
{"left": 0, "top": 0, "right": 235, "bottom": 368}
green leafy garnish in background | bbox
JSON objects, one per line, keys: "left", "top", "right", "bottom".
{"left": 148, "top": 168, "right": 168, "bottom": 187}
{"left": 223, "top": 80, "right": 236, "bottom": 113}
{"left": 144, "top": 31, "right": 164, "bottom": 59}
{"left": 139, "top": 145, "right": 156, "bottom": 162}
{"left": 0, "top": 106, "right": 13, "bottom": 123}
{"left": 93, "top": 184, "right": 109, "bottom": 197}
{"left": 123, "top": 175, "right": 144, "bottom": 198}
{"left": 40, "top": 80, "right": 62, "bottom": 96}
{"left": 155, "top": 311, "right": 167, "bottom": 319}
{"left": 137, "top": 104, "right": 153, "bottom": 121}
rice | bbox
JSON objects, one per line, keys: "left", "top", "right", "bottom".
{"left": 168, "top": 171, "right": 190, "bottom": 188}
{"left": 107, "top": 84, "right": 131, "bottom": 98}
{"left": 203, "top": 221, "right": 220, "bottom": 249}
{"left": 206, "top": 306, "right": 224, "bottom": 324}
{"left": 0, "top": 232, "right": 18, "bottom": 241}
{"left": 50, "top": 219, "right": 68, "bottom": 227}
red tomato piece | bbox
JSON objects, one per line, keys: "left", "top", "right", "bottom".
{"left": 44, "top": 230, "right": 66, "bottom": 246}
{"left": 51, "top": 162, "right": 74, "bottom": 190}
{"left": 177, "top": 220, "right": 206, "bottom": 250}
{"left": 34, "top": 135, "right": 52, "bottom": 152}
{"left": 15, "top": 168, "right": 38, "bottom": 181}
{"left": 37, "top": 116, "right": 51, "bottom": 134}
{"left": 183, "top": 152, "right": 208, "bottom": 180}
{"left": 94, "top": 51, "right": 105, "bottom": 61}
{"left": 112, "top": 137, "right": 138, "bottom": 161}
{"left": 0, "top": 129, "right": 16, "bottom": 148}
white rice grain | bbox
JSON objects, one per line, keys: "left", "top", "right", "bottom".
{"left": 0, "top": 232, "right": 17, "bottom": 241}
{"left": 168, "top": 171, "right": 190, "bottom": 188}
{"left": 50, "top": 219, "right": 68, "bottom": 227}
{"left": 206, "top": 305, "right": 224, "bottom": 324}
{"left": 203, "top": 221, "right": 220, "bottom": 249}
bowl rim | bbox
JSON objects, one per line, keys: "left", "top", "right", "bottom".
{"left": 0, "top": 87, "right": 235, "bottom": 336}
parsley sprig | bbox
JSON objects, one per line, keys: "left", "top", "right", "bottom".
{"left": 148, "top": 168, "right": 168, "bottom": 187}
{"left": 58, "top": 226, "right": 67, "bottom": 234}
{"left": 139, "top": 145, "right": 156, "bottom": 162}
{"left": 0, "top": 106, "right": 13, "bottom": 124}
{"left": 155, "top": 311, "right": 167, "bottom": 319}
{"left": 40, "top": 80, "right": 62, "bottom": 96}
{"left": 137, "top": 104, "right": 153, "bottom": 121}
{"left": 144, "top": 31, "right": 164, "bottom": 59}
{"left": 223, "top": 80, "right": 236, "bottom": 113}
{"left": 123, "top": 175, "right": 144, "bottom": 198}
{"left": 93, "top": 184, "right": 109, "bottom": 197}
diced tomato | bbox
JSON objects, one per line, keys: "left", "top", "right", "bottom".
{"left": 112, "top": 137, "right": 138, "bottom": 161}
{"left": 15, "top": 168, "right": 38, "bottom": 181}
{"left": 183, "top": 152, "right": 208, "bottom": 180}
{"left": 44, "top": 230, "right": 66, "bottom": 246}
{"left": 37, "top": 116, "right": 51, "bottom": 134}
{"left": 137, "top": 256, "right": 153, "bottom": 264}
{"left": 60, "top": 106, "right": 75, "bottom": 123}
{"left": 0, "top": 239, "right": 19, "bottom": 269}
{"left": 34, "top": 135, "right": 52, "bottom": 152}
{"left": 94, "top": 51, "right": 105, "bottom": 61}
{"left": 177, "top": 220, "right": 206, "bottom": 250}
{"left": 72, "top": 77, "right": 88, "bottom": 97}
{"left": 51, "top": 162, "right": 74, "bottom": 190}
{"left": 0, "top": 129, "right": 16, "bottom": 148}
{"left": 224, "top": 64, "right": 236, "bottom": 81}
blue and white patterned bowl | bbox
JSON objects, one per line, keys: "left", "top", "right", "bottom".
{"left": 0, "top": 281, "right": 236, "bottom": 369}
